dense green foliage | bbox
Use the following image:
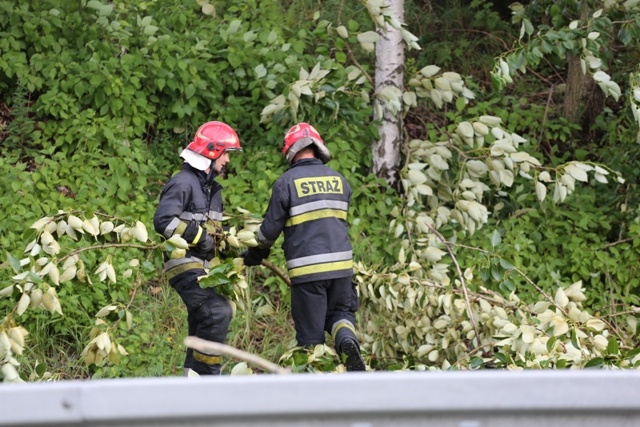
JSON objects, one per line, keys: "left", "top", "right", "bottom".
{"left": 1, "top": 0, "right": 639, "bottom": 380}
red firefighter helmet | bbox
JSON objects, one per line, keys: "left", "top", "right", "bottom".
{"left": 282, "top": 122, "right": 331, "bottom": 164}
{"left": 187, "top": 121, "right": 242, "bottom": 160}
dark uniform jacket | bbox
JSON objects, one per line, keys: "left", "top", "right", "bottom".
{"left": 154, "top": 164, "right": 223, "bottom": 283}
{"left": 257, "top": 158, "right": 353, "bottom": 285}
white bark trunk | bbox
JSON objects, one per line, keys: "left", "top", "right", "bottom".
{"left": 372, "top": 0, "right": 405, "bottom": 188}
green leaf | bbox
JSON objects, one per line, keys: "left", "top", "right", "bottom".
{"left": 7, "top": 252, "right": 21, "bottom": 272}
{"left": 490, "top": 229, "right": 501, "bottom": 247}
{"left": 144, "top": 25, "right": 158, "bottom": 36}
{"left": 570, "top": 328, "right": 580, "bottom": 350}
{"left": 35, "top": 362, "right": 47, "bottom": 377}
{"left": 606, "top": 337, "right": 619, "bottom": 355}
{"left": 184, "top": 84, "right": 196, "bottom": 99}
{"left": 546, "top": 336, "right": 556, "bottom": 352}
{"left": 494, "top": 352, "right": 507, "bottom": 364}
{"left": 470, "top": 356, "right": 484, "bottom": 369}
{"left": 490, "top": 266, "right": 502, "bottom": 281}
{"left": 584, "top": 358, "right": 604, "bottom": 368}
{"left": 499, "top": 259, "right": 514, "bottom": 270}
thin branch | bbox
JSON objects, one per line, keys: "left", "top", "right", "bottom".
{"left": 59, "top": 243, "right": 160, "bottom": 262}
{"left": 184, "top": 336, "right": 291, "bottom": 374}
{"left": 260, "top": 259, "right": 291, "bottom": 287}
{"left": 602, "top": 238, "right": 633, "bottom": 249}
{"left": 424, "top": 223, "right": 481, "bottom": 349}
{"left": 344, "top": 42, "right": 374, "bottom": 86}
{"left": 534, "top": 84, "right": 555, "bottom": 155}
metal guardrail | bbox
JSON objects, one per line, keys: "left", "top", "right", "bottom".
{"left": 1, "top": 370, "right": 639, "bottom": 427}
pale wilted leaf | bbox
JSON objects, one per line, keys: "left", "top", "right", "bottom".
{"left": 565, "top": 164, "right": 589, "bottom": 182}
{"left": 407, "top": 169, "right": 428, "bottom": 185}
{"left": 106, "top": 264, "right": 116, "bottom": 283}
{"left": 419, "top": 65, "right": 440, "bottom": 78}
{"left": 586, "top": 318, "right": 606, "bottom": 331}
{"left": 96, "top": 305, "right": 117, "bottom": 318}
{"left": 357, "top": 30, "right": 380, "bottom": 44}
{"left": 133, "top": 221, "right": 148, "bottom": 242}
{"left": 201, "top": 3, "right": 215, "bottom": 16}
{"left": 59, "top": 266, "right": 77, "bottom": 283}
{"left": 230, "top": 362, "right": 253, "bottom": 375}
{"left": 30, "top": 217, "right": 52, "bottom": 232}
{"left": 336, "top": 25, "right": 348, "bottom": 38}
{"left": 167, "top": 234, "right": 189, "bottom": 249}
{"left": 535, "top": 181, "right": 547, "bottom": 202}
{"left": 555, "top": 288, "right": 569, "bottom": 308}
{"left": 256, "top": 305, "right": 275, "bottom": 317}
{"left": 17, "top": 293, "right": 30, "bottom": 316}
{"left": 100, "top": 221, "right": 114, "bottom": 235}
{"left": 456, "top": 122, "right": 474, "bottom": 139}
{"left": 424, "top": 246, "right": 446, "bottom": 262}
{"left": 67, "top": 215, "right": 84, "bottom": 231}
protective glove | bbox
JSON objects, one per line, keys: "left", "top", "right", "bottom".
{"left": 243, "top": 247, "right": 268, "bottom": 266}
{"left": 197, "top": 234, "right": 215, "bottom": 254}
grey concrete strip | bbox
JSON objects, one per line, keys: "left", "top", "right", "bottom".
{"left": 1, "top": 370, "right": 639, "bottom": 426}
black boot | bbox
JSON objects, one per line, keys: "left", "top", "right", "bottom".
{"left": 340, "top": 338, "right": 366, "bottom": 372}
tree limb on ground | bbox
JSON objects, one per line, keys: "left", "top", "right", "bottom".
{"left": 184, "top": 336, "right": 291, "bottom": 374}
{"left": 260, "top": 259, "right": 291, "bottom": 287}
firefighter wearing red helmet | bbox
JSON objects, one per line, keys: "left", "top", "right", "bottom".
{"left": 154, "top": 121, "right": 242, "bottom": 376}
{"left": 244, "top": 122, "right": 366, "bottom": 372}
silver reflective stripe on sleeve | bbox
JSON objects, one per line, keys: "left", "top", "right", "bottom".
{"left": 178, "top": 211, "right": 223, "bottom": 221}
{"left": 208, "top": 210, "right": 223, "bottom": 221}
{"left": 179, "top": 212, "right": 206, "bottom": 221}
{"left": 257, "top": 228, "right": 276, "bottom": 246}
{"left": 286, "top": 250, "right": 352, "bottom": 269}
{"left": 163, "top": 217, "right": 182, "bottom": 238}
{"left": 289, "top": 200, "right": 349, "bottom": 216}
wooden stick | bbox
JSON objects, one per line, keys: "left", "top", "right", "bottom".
{"left": 184, "top": 336, "right": 291, "bottom": 374}
{"left": 260, "top": 259, "right": 291, "bottom": 287}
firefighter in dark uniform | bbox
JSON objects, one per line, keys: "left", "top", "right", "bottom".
{"left": 243, "top": 123, "right": 366, "bottom": 372}
{"left": 154, "top": 121, "right": 242, "bottom": 376}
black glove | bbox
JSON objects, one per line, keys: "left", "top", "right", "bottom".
{"left": 197, "top": 234, "right": 215, "bottom": 254}
{"left": 243, "top": 247, "right": 268, "bottom": 266}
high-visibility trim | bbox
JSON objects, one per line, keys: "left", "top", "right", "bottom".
{"left": 288, "top": 260, "right": 353, "bottom": 279}
{"left": 257, "top": 229, "right": 275, "bottom": 246}
{"left": 165, "top": 262, "right": 204, "bottom": 280}
{"left": 178, "top": 211, "right": 223, "bottom": 222}
{"left": 286, "top": 251, "right": 352, "bottom": 269}
{"left": 331, "top": 320, "right": 357, "bottom": 341}
{"left": 193, "top": 350, "right": 222, "bottom": 365}
{"left": 208, "top": 211, "right": 223, "bottom": 221}
{"left": 285, "top": 209, "right": 347, "bottom": 227}
{"left": 163, "top": 218, "right": 182, "bottom": 238}
{"left": 192, "top": 227, "right": 203, "bottom": 244}
{"left": 179, "top": 212, "right": 206, "bottom": 221}
{"left": 290, "top": 200, "right": 348, "bottom": 216}
{"left": 164, "top": 256, "right": 210, "bottom": 270}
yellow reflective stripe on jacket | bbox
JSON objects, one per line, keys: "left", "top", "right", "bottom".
{"left": 193, "top": 350, "right": 222, "bottom": 365}
{"left": 164, "top": 261, "right": 205, "bottom": 280}
{"left": 288, "top": 260, "right": 353, "bottom": 279}
{"left": 285, "top": 209, "right": 348, "bottom": 227}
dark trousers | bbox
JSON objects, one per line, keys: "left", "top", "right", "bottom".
{"left": 290, "top": 276, "right": 359, "bottom": 349}
{"left": 171, "top": 271, "right": 232, "bottom": 375}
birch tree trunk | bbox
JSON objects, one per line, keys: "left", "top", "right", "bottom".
{"left": 372, "top": 0, "right": 405, "bottom": 189}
